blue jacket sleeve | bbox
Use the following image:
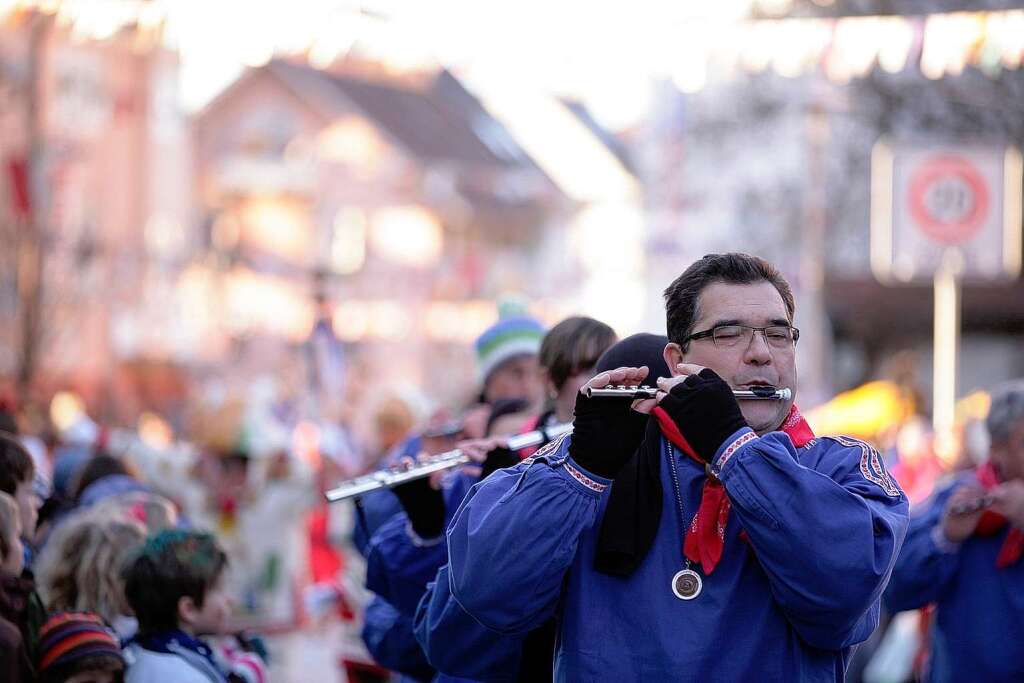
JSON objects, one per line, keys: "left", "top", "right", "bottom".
{"left": 366, "top": 512, "right": 449, "bottom": 616}
{"left": 365, "top": 472, "right": 479, "bottom": 616}
{"left": 444, "top": 437, "right": 610, "bottom": 635}
{"left": 884, "top": 479, "right": 964, "bottom": 612}
{"left": 414, "top": 564, "right": 526, "bottom": 682}
{"left": 353, "top": 489, "right": 403, "bottom": 557}
{"left": 716, "top": 431, "right": 910, "bottom": 650}
{"left": 361, "top": 596, "right": 436, "bottom": 681}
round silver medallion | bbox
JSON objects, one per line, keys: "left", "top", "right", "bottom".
{"left": 671, "top": 569, "right": 703, "bottom": 600}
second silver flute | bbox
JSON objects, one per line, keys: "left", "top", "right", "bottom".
{"left": 324, "top": 422, "right": 573, "bottom": 503}
{"left": 584, "top": 385, "right": 792, "bottom": 401}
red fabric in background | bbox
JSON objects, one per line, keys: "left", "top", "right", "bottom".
{"left": 308, "top": 506, "right": 343, "bottom": 583}
{"left": 7, "top": 158, "right": 31, "bottom": 218}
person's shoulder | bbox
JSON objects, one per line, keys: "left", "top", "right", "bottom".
{"left": 124, "top": 645, "right": 215, "bottom": 683}
{"left": 807, "top": 435, "right": 904, "bottom": 498}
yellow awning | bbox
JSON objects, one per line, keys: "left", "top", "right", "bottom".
{"left": 805, "top": 380, "right": 915, "bottom": 441}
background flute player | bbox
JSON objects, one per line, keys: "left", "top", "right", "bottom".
{"left": 885, "top": 380, "right": 1024, "bottom": 682}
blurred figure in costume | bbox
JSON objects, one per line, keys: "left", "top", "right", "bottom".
{"left": 886, "top": 380, "right": 1024, "bottom": 682}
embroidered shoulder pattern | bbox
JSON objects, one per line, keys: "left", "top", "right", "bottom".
{"left": 826, "top": 435, "right": 902, "bottom": 498}
{"left": 529, "top": 431, "right": 569, "bottom": 462}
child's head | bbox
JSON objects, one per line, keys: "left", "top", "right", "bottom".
{"left": 37, "top": 611, "right": 125, "bottom": 683}
{"left": 35, "top": 508, "right": 146, "bottom": 625}
{"left": 0, "top": 431, "right": 38, "bottom": 540}
{"left": 0, "top": 492, "right": 24, "bottom": 577}
{"left": 122, "top": 529, "right": 230, "bottom": 637}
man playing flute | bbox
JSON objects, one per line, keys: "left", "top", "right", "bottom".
{"left": 421, "top": 252, "right": 910, "bottom": 680}
{"left": 885, "top": 380, "right": 1024, "bottom": 682}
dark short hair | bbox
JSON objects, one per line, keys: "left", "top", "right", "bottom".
{"left": 664, "top": 253, "right": 795, "bottom": 347}
{"left": 0, "top": 409, "right": 17, "bottom": 436}
{"left": 0, "top": 431, "right": 35, "bottom": 495}
{"left": 123, "top": 530, "right": 228, "bottom": 636}
{"left": 539, "top": 316, "right": 617, "bottom": 391}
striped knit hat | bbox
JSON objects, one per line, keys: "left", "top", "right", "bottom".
{"left": 474, "top": 315, "right": 545, "bottom": 385}
{"left": 37, "top": 612, "right": 124, "bottom": 677}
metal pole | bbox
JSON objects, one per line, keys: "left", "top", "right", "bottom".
{"left": 932, "top": 250, "right": 962, "bottom": 463}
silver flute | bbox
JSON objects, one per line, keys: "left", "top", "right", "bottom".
{"left": 584, "top": 385, "right": 792, "bottom": 401}
{"left": 325, "top": 422, "right": 573, "bottom": 503}
{"left": 949, "top": 494, "right": 995, "bottom": 516}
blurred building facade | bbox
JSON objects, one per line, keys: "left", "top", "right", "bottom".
{"left": 1, "top": 8, "right": 641, "bottom": 434}
{"left": 190, "top": 57, "right": 600, "bottom": 423}
{"left": 640, "top": 57, "right": 1024, "bottom": 412}
{"left": 0, "top": 11, "right": 191, "bottom": 422}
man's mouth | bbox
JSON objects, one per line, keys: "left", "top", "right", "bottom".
{"left": 739, "top": 380, "right": 777, "bottom": 389}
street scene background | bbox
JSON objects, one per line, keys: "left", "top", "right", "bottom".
{"left": 2, "top": 1, "right": 1024, "bottom": 681}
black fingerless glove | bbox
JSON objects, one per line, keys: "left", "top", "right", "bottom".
{"left": 568, "top": 392, "right": 648, "bottom": 479}
{"left": 657, "top": 368, "right": 747, "bottom": 462}
{"left": 391, "top": 476, "right": 445, "bottom": 538}
{"left": 480, "top": 445, "right": 519, "bottom": 480}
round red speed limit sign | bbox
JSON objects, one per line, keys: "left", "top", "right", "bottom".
{"left": 907, "top": 155, "right": 990, "bottom": 244}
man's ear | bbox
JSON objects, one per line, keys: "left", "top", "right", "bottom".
{"left": 663, "top": 343, "right": 684, "bottom": 376}
{"left": 539, "top": 367, "right": 557, "bottom": 400}
{"left": 178, "top": 595, "right": 198, "bottom": 627}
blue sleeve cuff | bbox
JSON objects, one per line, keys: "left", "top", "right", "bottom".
{"left": 711, "top": 427, "right": 758, "bottom": 477}
{"left": 405, "top": 520, "right": 445, "bottom": 548}
{"left": 556, "top": 456, "right": 612, "bottom": 497}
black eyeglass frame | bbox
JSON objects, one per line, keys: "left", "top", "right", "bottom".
{"left": 682, "top": 324, "right": 801, "bottom": 348}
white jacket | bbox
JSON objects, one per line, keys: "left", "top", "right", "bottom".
{"left": 124, "top": 643, "right": 223, "bottom": 683}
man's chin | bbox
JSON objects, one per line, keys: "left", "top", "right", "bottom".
{"left": 741, "top": 405, "right": 786, "bottom": 436}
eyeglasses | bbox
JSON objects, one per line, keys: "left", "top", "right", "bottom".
{"left": 684, "top": 324, "right": 800, "bottom": 349}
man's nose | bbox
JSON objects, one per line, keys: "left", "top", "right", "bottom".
{"left": 743, "top": 329, "right": 773, "bottom": 365}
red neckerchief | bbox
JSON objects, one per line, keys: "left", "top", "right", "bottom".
{"left": 973, "top": 462, "right": 1024, "bottom": 569}
{"left": 651, "top": 404, "right": 813, "bottom": 574}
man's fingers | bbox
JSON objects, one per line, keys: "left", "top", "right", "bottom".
{"left": 656, "top": 375, "right": 689, "bottom": 395}
{"left": 582, "top": 366, "right": 648, "bottom": 393}
{"left": 677, "top": 363, "right": 706, "bottom": 376}
{"left": 950, "top": 485, "right": 985, "bottom": 502}
{"left": 631, "top": 397, "right": 658, "bottom": 414}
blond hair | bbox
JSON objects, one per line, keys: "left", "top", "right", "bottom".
{"left": 0, "top": 492, "right": 18, "bottom": 561}
{"left": 93, "top": 491, "right": 179, "bottom": 534}
{"left": 35, "top": 506, "right": 146, "bottom": 624}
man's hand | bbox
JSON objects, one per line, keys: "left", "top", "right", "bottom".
{"left": 653, "top": 366, "right": 747, "bottom": 463}
{"left": 567, "top": 366, "right": 650, "bottom": 479}
{"left": 941, "top": 484, "right": 988, "bottom": 544}
{"left": 457, "top": 436, "right": 518, "bottom": 480}
{"left": 392, "top": 454, "right": 446, "bottom": 538}
{"left": 990, "top": 480, "right": 1024, "bottom": 528}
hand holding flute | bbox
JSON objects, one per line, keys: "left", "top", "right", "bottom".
{"left": 567, "top": 366, "right": 654, "bottom": 478}
{"left": 942, "top": 485, "right": 993, "bottom": 543}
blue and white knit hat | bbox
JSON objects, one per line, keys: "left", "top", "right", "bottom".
{"left": 474, "top": 315, "right": 545, "bottom": 385}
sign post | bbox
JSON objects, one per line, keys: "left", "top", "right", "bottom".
{"left": 872, "top": 142, "right": 1022, "bottom": 461}
{"left": 932, "top": 251, "right": 962, "bottom": 459}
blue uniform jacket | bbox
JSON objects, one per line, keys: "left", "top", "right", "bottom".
{"left": 361, "top": 596, "right": 436, "bottom": 682}
{"left": 424, "top": 428, "right": 909, "bottom": 682}
{"left": 364, "top": 471, "right": 499, "bottom": 682}
{"left": 884, "top": 474, "right": 1024, "bottom": 683}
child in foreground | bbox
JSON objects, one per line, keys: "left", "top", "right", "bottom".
{"left": 122, "top": 529, "right": 265, "bottom": 683}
